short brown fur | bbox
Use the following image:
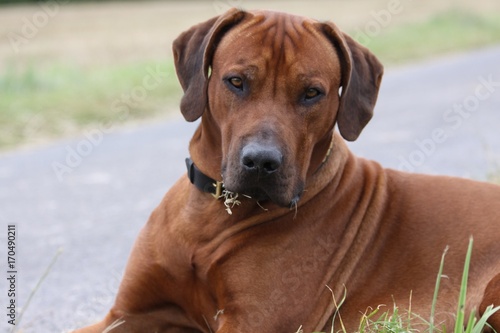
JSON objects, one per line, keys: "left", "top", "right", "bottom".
{"left": 75, "top": 9, "right": 500, "bottom": 333}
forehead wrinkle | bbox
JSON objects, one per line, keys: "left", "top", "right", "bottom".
{"left": 262, "top": 15, "right": 306, "bottom": 70}
{"left": 249, "top": 14, "right": 319, "bottom": 95}
{"left": 231, "top": 13, "right": 311, "bottom": 68}
{"left": 222, "top": 13, "right": 315, "bottom": 61}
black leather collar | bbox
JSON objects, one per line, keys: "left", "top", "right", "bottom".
{"left": 185, "top": 158, "right": 224, "bottom": 198}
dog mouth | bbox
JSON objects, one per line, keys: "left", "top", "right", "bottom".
{"left": 234, "top": 187, "right": 271, "bottom": 202}
{"left": 222, "top": 175, "right": 303, "bottom": 208}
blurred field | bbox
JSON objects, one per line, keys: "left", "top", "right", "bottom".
{"left": 1, "top": 0, "right": 500, "bottom": 150}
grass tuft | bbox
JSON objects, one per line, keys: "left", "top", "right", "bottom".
{"left": 316, "top": 239, "right": 500, "bottom": 333}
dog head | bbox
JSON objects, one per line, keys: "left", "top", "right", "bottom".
{"left": 173, "top": 9, "right": 383, "bottom": 207}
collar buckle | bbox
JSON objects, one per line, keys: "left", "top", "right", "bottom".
{"left": 212, "top": 180, "right": 224, "bottom": 199}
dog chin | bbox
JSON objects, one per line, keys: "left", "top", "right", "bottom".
{"left": 226, "top": 185, "right": 302, "bottom": 208}
{"left": 222, "top": 169, "right": 304, "bottom": 208}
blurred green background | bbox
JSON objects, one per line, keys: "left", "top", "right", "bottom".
{"left": 1, "top": 0, "right": 500, "bottom": 150}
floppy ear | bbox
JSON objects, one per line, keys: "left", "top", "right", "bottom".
{"left": 172, "top": 8, "right": 247, "bottom": 122}
{"left": 319, "top": 22, "right": 384, "bottom": 141}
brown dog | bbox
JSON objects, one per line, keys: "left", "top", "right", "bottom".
{"left": 75, "top": 9, "right": 500, "bottom": 333}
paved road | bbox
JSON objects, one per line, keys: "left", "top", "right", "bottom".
{"left": 1, "top": 45, "right": 500, "bottom": 333}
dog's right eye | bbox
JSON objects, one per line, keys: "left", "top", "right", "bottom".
{"left": 225, "top": 76, "right": 244, "bottom": 91}
{"left": 229, "top": 77, "right": 242, "bottom": 88}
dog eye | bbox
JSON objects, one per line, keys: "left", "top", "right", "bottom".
{"left": 305, "top": 88, "right": 319, "bottom": 99}
{"left": 228, "top": 77, "right": 243, "bottom": 90}
{"left": 304, "top": 88, "right": 322, "bottom": 101}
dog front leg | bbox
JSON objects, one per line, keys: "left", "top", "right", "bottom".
{"left": 480, "top": 272, "right": 500, "bottom": 331}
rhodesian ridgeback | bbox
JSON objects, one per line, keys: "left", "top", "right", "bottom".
{"left": 75, "top": 8, "right": 500, "bottom": 333}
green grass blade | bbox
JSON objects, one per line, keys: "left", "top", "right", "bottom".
{"left": 464, "top": 311, "right": 476, "bottom": 333}
{"left": 471, "top": 305, "right": 500, "bottom": 333}
{"left": 430, "top": 246, "right": 449, "bottom": 333}
{"left": 454, "top": 237, "right": 474, "bottom": 333}
{"left": 358, "top": 306, "right": 382, "bottom": 333}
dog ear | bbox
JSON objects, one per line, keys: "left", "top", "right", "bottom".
{"left": 172, "top": 9, "right": 247, "bottom": 122}
{"left": 319, "top": 23, "right": 384, "bottom": 141}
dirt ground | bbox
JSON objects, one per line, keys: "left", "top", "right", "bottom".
{"left": 2, "top": 0, "right": 500, "bottom": 70}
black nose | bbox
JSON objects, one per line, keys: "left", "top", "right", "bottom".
{"left": 241, "top": 143, "right": 282, "bottom": 175}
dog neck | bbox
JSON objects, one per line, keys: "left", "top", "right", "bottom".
{"left": 308, "top": 130, "right": 337, "bottom": 177}
{"left": 188, "top": 113, "right": 224, "bottom": 177}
